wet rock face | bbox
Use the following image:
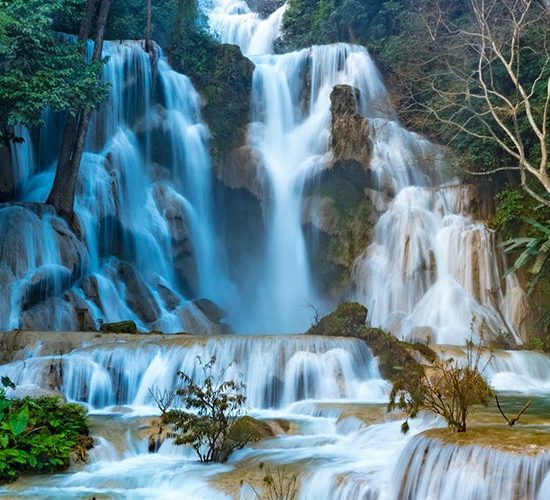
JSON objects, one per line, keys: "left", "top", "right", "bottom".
{"left": 330, "top": 85, "right": 372, "bottom": 170}
{"left": 116, "top": 262, "right": 161, "bottom": 324}
{"left": 297, "top": 85, "right": 377, "bottom": 300}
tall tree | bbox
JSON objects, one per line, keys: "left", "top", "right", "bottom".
{"left": 46, "top": 0, "right": 113, "bottom": 224}
{"left": 406, "top": 0, "right": 550, "bottom": 206}
{"left": 0, "top": 0, "right": 107, "bottom": 202}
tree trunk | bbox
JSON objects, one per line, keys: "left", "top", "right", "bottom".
{"left": 0, "top": 140, "right": 15, "bottom": 202}
{"left": 145, "top": 0, "right": 153, "bottom": 53}
{"left": 46, "top": 0, "right": 112, "bottom": 223}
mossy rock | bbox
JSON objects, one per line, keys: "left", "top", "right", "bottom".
{"left": 307, "top": 302, "right": 434, "bottom": 380}
{"left": 219, "top": 416, "right": 275, "bottom": 462}
{"left": 99, "top": 320, "right": 138, "bottom": 334}
{"left": 228, "top": 416, "right": 275, "bottom": 443}
{"left": 307, "top": 302, "right": 368, "bottom": 337}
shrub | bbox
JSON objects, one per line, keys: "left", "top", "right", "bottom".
{"left": 0, "top": 378, "right": 91, "bottom": 483}
{"left": 388, "top": 341, "right": 493, "bottom": 433}
{"left": 164, "top": 356, "right": 258, "bottom": 463}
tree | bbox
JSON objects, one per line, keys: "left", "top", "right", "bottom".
{"left": 0, "top": 0, "right": 107, "bottom": 201}
{"left": 163, "top": 356, "right": 256, "bottom": 463}
{"left": 47, "top": 0, "right": 113, "bottom": 224}
{"left": 388, "top": 340, "right": 493, "bottom": 432}
{"left": 407, "top": 0, "right": 550, "bottom": 207}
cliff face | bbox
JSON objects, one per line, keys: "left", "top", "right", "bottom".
{"left": 302, "top": 85, "right": 376, "bottom": 300}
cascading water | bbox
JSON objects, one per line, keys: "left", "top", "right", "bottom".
{"left": 393, "top": 435, "right": 550, "bottom": 500}
{"left": 1, "top": 335, "right": 388, "bottom": 410}
{"left": 0, "top": 41, "right": 230, "bottom": 333}
{"left": 202, "top": 0, "right": 526, "bottom": 341}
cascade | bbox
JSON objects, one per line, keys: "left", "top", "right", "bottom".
{"left": 0, "top": 335, "right": 388, "bottom": 410}
{"left": 202, "top": 0, "right": 526, "bottom": 342}
{"left": 0, "top": 41, "right": 229, "bottom": 333}
{"left": 393, "top": 435, "right": 550, "bottom": 500}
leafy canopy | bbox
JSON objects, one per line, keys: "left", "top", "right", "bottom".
{"left": 0, "top": 0, "right": 107, "bottom": 143}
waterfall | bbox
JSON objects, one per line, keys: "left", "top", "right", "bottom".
{"left": 393, "top": 435, "right": 550, "bottom": 500}
{"left": 434, "top": 346, "right": 550, "bottom": 394}
{"left": 0, "top": 41, "right": 229, "bottom": 333}
{"left": 201, "top": 0, "right": 526, "bottom": 342}
{"left": 1, "top": 335, "right": 388, "bottom": 410}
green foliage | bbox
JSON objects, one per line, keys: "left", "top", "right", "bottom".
{"left": 166, "top": 0, "right": 254, "bottom": 158}
{"left": 524, "top": 334, "right": 550, "bottom": 352}
{"left": 503, "top": 217, "right": 550, "bottom": 295}
{"left": 0, "top": 0, "right": 108, "bottom": 144}
{"left": 492, "top": 188, "right": 550, "bottom": 240}
{"left": 388, "top": 341, "right": 493, "bottom": 433}
{"left": 0, "top": 379, "right": 90, "bottom": 483}
{"left": 164, "top": 355, "right": 257, "bottom": 463}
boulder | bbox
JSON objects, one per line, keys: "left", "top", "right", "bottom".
{"left": 157, "top": 284, "right": 181, "bottom": 311}
{"left": 116, "top": 262, "right": 161, "bottom": 324}
{"left": 100, "top": 320, "right": 138, "bottom": 334}
{"left": 7, "top": 384, "right": 66, "bottom": 402}
{"left": 193, "top": 298, "right": 227, "bottom": 323}
{"left": 153, "top": 184, "right": 198, "bottom": 296}
{"left": 408, "top": 326, "right": 434, "bottom": 345}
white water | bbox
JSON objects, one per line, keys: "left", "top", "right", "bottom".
{"left": 1, "top": 41, "right": 229, "bottom": 333}
{"left": 434, "top": 345, "right": 550, "bottom": 394}
{"left": 1, "top": 335, "right": 388, "bottom": 410}
{"left": 200, "top": 0, "right": 526, "bottom": 341}
{"left": 394, "top": 435, "right": 550, "bottom": 500}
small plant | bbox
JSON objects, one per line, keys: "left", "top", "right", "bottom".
{"left": 0, "top": 378, "right": 91, "bottom": 483}
{"left": 244, "top": 463, "right": 299, "bottom": 500}
{"left": 147, "top": 386, "right": 176, "bottom": 452}
{"left": 164, "top": 355, "right": 254, "bottom": 463}
{"left": 389, "top": 339, "right": 493, "bottom": 433}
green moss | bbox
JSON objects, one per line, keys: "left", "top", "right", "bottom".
{"left": 306, "top": 302, "right": 432, "bottom": 380}
{"left": 99, "top": 320, "right": 138, "bottom": 334}
{"left": 424, "top": 427, "right": 550, "bottom": 455}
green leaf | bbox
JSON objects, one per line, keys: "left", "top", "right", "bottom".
{"left": 9, "top": 406, "right": 29, "bottom": 436}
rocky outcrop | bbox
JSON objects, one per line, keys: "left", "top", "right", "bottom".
{"left": 307, "top": 302, "right": 435, "bottom": 380}
{"left": 153, "top": 184, "right": 197, "bottom": 295}
{"left": 217, "top": 146, "right": 270, "bottom": 201}
{"left": 170, "top": 44, "right": 255, "bottom": 162}
{"left": 115, "top": 262, "right": 161, "bottom": 324}
{"left": 330, "top": 85, "right": 372, "bottom": 170}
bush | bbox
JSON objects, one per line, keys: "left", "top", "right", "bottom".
{"left": 0, "top": 378, "right": 91, "bottom": 483}
{"left": 388, "top": 341, "right": 493, "bottom": 433}
{"left": 164, "top": 356, "right": 259, "bottom": 463}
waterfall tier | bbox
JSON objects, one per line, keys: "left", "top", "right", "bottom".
{"left": 393, "top": 434, "right": 550, "bottom": 500}
{"left": 0, "top": 333, "right": 388, "bottom": 410}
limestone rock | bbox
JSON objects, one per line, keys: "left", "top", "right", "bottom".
{"left": 157, "top": 284, "right": 181, "bottom": 311}
{"left": 116, "top": 261, "right": 161, "bottom": 324}
{"left": 330, "top": 85, "right": 372, "bottom": 169}
{"left": 193, "top": 298, "right": 227, "bottom": 323}
{"left": 409, "top": 326, "right": 434, "bottom": 345}
{"left": 218, "top": 146, "right": 269, "bottom": 201}
{"left": 7, "top": 384, "right": 66, "bottom": 402}
{"left": 153, "top": 184, "right": 198, "bottom": 296}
